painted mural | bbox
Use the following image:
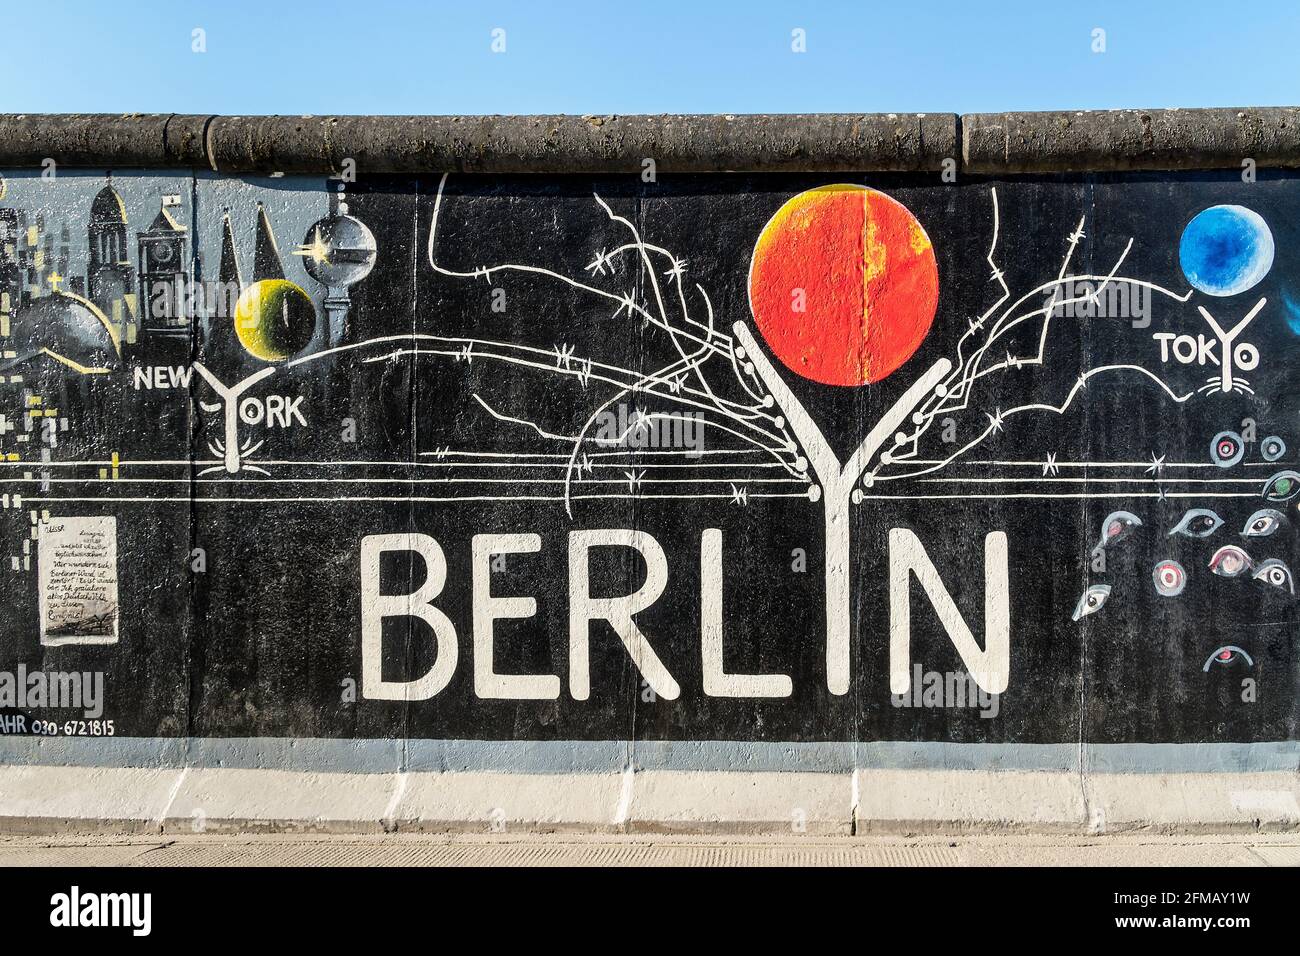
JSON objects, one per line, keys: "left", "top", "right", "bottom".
{"left": 0, "top": 167, "right": 1296, "bottom": 745}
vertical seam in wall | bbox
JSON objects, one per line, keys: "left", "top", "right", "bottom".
{"left": 382, "top": 770, "right": 409, "bottom": 832}
{"left": 612, "top": 763, "right": 635, "bottom": 827}
{"left": 953, "top": 114, "right": 964, "bottom": 174}
{"left": 1077, "top": 174, "right": 1097, "bottom": 832}
{"left": 156, "top": 766, "right": 189, "bottom": 832}
{"left": 850, "top": 767, "right": 860, "bottom": 835}
{"left": 160, "top": 113, "right": 176, "bottom": 163}
{"left": 321, "top": 118, "right": 335, "bottom": 176}
{"left": 403, "top": 175, "right": 421, "bottom": 789}
{"left": 185, "top": 169, "right": 202, "bottom": 791}
{"left": 201, "top": 114, "right": 220, "bottom": 173}
{"left": 622, "top": 181, "right": 646, "bottom": 831}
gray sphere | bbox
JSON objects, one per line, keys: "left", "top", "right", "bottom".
{"left": 300, "top": 214, "right": 377, "bottom": 288}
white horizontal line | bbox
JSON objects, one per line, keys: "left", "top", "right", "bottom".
{"left": 859, "top": 492, "right": 1260, "bottom": 500}
{"left": 910, "top": 459, "right": 1276, "bottom": 469}
{"left": 920, "top": 477, "right": 1266, "bottom": 484}
{"left": 1, "top": 476, "right": 810, "bottom": 486}
{"left": 25, "top": 492, "right": 815, "bottom": 505}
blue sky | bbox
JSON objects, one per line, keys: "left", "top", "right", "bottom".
{"left": 6, "top": 0, "right": 1298, "bottom": 114}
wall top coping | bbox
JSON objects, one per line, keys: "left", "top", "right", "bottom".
{"left": 0, "top": 109, "right": 1296, "bottom": 175}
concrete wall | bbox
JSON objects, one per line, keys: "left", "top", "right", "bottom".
{"left": 0, "top": 110, "right": 1297, "bottom": 832}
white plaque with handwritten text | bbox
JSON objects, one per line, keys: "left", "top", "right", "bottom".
{"left": 38, "top": 516, "right": 119, "bottom": 646}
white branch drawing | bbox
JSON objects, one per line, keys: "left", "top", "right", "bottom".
{"left": 867, "top": 187, "right": 1198, "bottom": 488}
{"left": 184, "top": 180, "right": 1215, "bottom": 534}
{"left": 422, "top": 172, "right": 807, "bottom": 515}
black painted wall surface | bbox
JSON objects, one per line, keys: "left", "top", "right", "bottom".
{"left": 0, "top": 167, "right": 1296, "bottom": 747}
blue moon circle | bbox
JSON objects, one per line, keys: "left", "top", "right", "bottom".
{"left": 1179, "top": 205, "right": 1274, "bottom": 297}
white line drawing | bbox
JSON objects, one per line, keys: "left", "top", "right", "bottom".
{"left": 1195, "top": 297, "right": 1266, "bottom": 394}
{"left": 733, "top": 319, "right": 950, "bottom": 693}
{"left": 866, "top": 188, "right": 1199, "bottom": 488}
{"left": 4, "top": 180, "right": 1244, "bottom": 702}
{"left": 191, "top": 363, "right": 276, "bottom": 475}
{"left": 9, "top": 181, "right": 1239, "bottom": 515}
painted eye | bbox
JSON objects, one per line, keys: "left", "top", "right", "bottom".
{"left": 1071, "top": 584, "right": 1111, "bottom": 622}
{"left": 1203, "top": 645, "right": 1254, "bottom": 671}
{"left": 1169, "top": 508, "right": 1222, "bottom": 538}
{"left": 1241, "top": 508, "right": 1284, "bottom": 538}
{"left": 1261, "top": 435, "right": 1287, "bottom": 462}
{"left": 1152, "top": 559, "right": 1187, "bottom": 596}
{"left": 1210, "top": 430, "right": 1245, "bottom": 468}
{"left": 1262, "top": 470, "right": 1300, "bottom": 502}
{"left": 1092, "top": 511, "right": 1142, "bottom": 554}
{"left": 1252, "top": 558, "right": 1295, "bottom": 595}
{"left": 1208, "top": 545, "right": 1253, "bottom": 578}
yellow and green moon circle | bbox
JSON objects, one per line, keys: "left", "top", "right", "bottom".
{"left": 234, "top": 279, "right": 317, "bottom": 361}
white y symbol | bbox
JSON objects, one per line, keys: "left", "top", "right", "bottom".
{"left": 192, "top": 363, "right": 277, "bottom": 474}
{"left": 1198, "top": 297, "right": 1266, "bottom": 394}
{"left": 733, "top": 321, "right": 951, "bottom": 695}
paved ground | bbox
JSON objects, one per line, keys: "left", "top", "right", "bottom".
{"left": 0, "top": 832, "right": 1297, "bottom": 866}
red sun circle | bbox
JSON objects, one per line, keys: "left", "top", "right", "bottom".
{"left": 747, "top": 184, "right": 940, "bottom": 386}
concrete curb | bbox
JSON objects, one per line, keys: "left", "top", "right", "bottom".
{"left": 1, "top": 108, "right": 1297, "bottom": 174}
{"left": 1, "top": 765, "right": 1296, "bottom": 836}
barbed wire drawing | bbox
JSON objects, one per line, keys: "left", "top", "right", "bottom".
{"left": 863, "top": 188, "right": 1202, "bottom": 492}
{"left": 4, "top": 179, "right": 1269, "bottom": 518}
